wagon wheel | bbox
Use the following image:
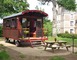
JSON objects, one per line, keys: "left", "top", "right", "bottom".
{"left": 5, "top": 38, "right": 10, "bottom": 43}
{"left": 12, "top": 40, "right": 15, "bottom": 44}
{"left": 15, "top": 41, "right": 20, "bottom": 47}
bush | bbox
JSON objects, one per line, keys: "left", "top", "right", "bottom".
{"left": 57, "top": 33, "right": 77, "bottom": 39}
{"left": 0, "top": 26, "right": 2, "bottom": 37}
{"left": 73, "top": 34, "right": 77, "bottom": 39}
{"left": 43, "top": 18, "right": 52, "bottom": 36}
{"left": 65, "top": 31, "right": 69, "bottom": 34}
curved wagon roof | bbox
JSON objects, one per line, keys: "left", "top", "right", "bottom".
{"left": 3, "top": 10, "right": 48, "bottom": 19}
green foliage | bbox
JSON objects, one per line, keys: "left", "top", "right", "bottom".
{"left": 57, "top": 33, "right": 72, "bottom": 38}
{"left": 0, "top": 0, "right": 29, "bottom": 17}
{"left": 57, "top": 33, "right": 77, "bottom": 39}
{"left": 0, "top": 50, "right": 10, "bottom": 60}
{"left": 47, "top": 36, "right": 77, "bottom": 47}
{"left": 43, "top": 18, "right": 52, "bottom": 36}
{"left": 57, "top": 0, "right": 76, "bottom": 11}
{"left": 38, "top": 0, "right": 76, "bottom": 11}
{"left": 65, "top": 31, "right": 69, "bottom": 34}
{"left": 0, "top": 26, "right": 2, "bottom": 37}
{"left": 49, "top": 56, "right": 65, "bottom": 60}
{"left": 59, "top": 37, "right": 77, "bottom": 47}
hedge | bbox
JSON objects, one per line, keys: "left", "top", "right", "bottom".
{"left": 0, "top": 26, "right": 2, "bottom": 37}
{"left": 57, "top": 33, "right": 77, "bottom": 39}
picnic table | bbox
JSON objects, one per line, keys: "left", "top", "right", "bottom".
{"left": 44, "top": 40, "right": 71, "bottom": 52}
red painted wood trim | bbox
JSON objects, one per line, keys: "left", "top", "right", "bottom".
{"left": 22, "top": 10, "right": 48, "bottom": 17}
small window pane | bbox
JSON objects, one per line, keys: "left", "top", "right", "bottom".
{"left": 70, "top": 29, "right": 73, "bottom": 33}
{"left": 70, "top": 21, "right": 73, "bottom": 26}
{"left": 11, "top": 19, "right": 17, "bottom": 28}
{"left": 5, "top": 20, "right": 10, "bottom": 27}
{"left": 22, "top": 18, "right": 27, "bottom": 28}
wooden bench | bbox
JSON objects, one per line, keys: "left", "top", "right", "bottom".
{"left": 51, "top": 45, "right": 60, "bottom": 52}
{"left": 65, "top": 45, "right": 71, "bottom": 51}
{"left": 44, "top": 41, "right": 71, "bottom": 52}
{"left": 59, "top": 45, "right": 71, "bottom": 51}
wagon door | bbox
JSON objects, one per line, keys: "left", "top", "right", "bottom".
{"left": 36, "top": 19, "right": 43, "bottom": 37}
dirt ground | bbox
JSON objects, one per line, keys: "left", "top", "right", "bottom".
{"left": 5, "top": 47, "right": 77, "bottom": 60}
{"left": 0, "top": 40, "right": 77, "bottom": 60}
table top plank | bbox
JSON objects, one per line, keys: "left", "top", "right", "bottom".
{"left": 45, "top": 40, "right": 67, "bottom": 43}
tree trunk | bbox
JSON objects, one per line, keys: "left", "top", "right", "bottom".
{"left": 52, "top": 0, "right": 57, "bottom": 37}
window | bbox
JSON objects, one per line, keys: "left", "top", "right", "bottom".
{"left": 71, "top": 14, "right": 73, "bottom": 19}
{"left": 70, "top": 29, "right": 73, "bottom": 33}
{"left": 11, "top": 19, "right": 17, "bottom": 28}
{"left": 21, "top": 18, "right": 27, "bottom": 28}
{"left": 36, "top": 19, "right": 42, "bottom": 28}
{"left": 70, "top": 21, "right": 73, "bottom": 26}
{"left": 5, "top": 20, "right": 10, "bottom": 27}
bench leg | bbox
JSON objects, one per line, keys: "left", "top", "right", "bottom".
{"left": 52, "top": 48, "right": 54, "bottom": 52}
{"left": 44, "top": 43, "right": 48, "bottom": 50}
{"left": 29, "top": 40, "right": 33, "bottom": 48}
{"left": 52, "top": 47, "right": 57, "bottom": 52}
{"left": 66, "top": 47, "right": 69, "bottom": 51}
{"left": 58, "top": 47, "right": 60, "bottom": 50}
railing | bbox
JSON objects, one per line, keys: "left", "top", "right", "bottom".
{"left": 42, "top": 28, "right": 48, "bottom": 37}
{"left": 20, "top": 28, "right": 48, "bottom": 38}
{"left": 22, "top": 28, "right": 30, "bottom": 38}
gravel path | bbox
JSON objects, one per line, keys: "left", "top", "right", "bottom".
{"left": 0, "top": 41, "right": 77, "bottom": 56}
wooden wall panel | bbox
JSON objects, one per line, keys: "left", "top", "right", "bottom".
{"left": 3, "top": 29, "right": 20, "bottom": 40}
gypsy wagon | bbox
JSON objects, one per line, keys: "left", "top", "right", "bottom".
{"left": 3, "top": 10, "right": 48, "bottom": 47}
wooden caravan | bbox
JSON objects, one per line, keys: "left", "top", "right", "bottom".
{"left": 3, "top": 10, "right": 48, "bottom": 47}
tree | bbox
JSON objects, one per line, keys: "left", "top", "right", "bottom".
{"left": 35, "top": 5, "right": 44, "bottom": 11}
{"left": 38, "top": 0, "right": 76, "bottom": 36}
{"left": 43, "top": 18, "right": 52, "bottom": 36}
{"left": 38, "top": 0, "right": 76, "bottom": 11}
{"left": 57, "top": 0, "right": 76, "bottom": 11}
{"left": 0, "top": 0, "right": 29, "bottom": 17}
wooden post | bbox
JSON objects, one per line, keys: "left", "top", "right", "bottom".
{"left": 72, "top": 34, "right": 74, "bottom": 53}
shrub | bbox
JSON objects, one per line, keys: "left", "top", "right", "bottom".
{"left": 0, "top": 26, "right": 2, "bottom": 37}
{"left": 65, "top": 31, "right": 69, "bottom": 34}
{"left": 43, "top": 18, "right": 52, "bottom": 36}
{"left": 73, "top": 34, "right": 77, "bottom": 39}
{"left": 57, "top": 33, "right": 77, "bottom": 39}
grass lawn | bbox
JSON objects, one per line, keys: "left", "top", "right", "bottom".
{"left": 0, "top": 44, "right": 10, "bottom": 60}
{"left": 0, "top": 50, "right": 10, "bottom": 60}
{"left": 49, "top": 56, "right": 65, "bottom": 60}
{"left": 0, "top": 37, "right": 4, "bottom": 41}
{"left": 46, "top": 36, "right": 77, "bottom": 47}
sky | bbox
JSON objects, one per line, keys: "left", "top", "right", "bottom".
{"left": 0, "top": 18, "right": 3, "bottom": 23}
{"left": 27, "top": 0, "right": 77, "bottom": 21}
{"left": 27, "top": 0, "right": 53, "bottom": 21}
